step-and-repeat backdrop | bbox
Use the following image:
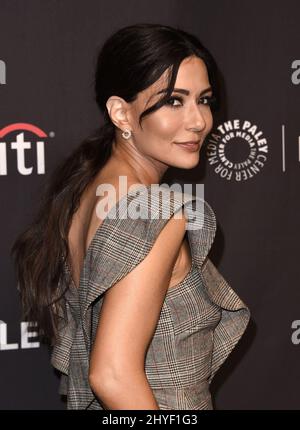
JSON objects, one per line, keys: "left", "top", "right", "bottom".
{"left": 0, "top": 0, "right": 299, "bottom": 409}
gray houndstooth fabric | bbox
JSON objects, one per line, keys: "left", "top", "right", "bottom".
{"left": 51, "top": 183, "right": 251, "bottom": 410}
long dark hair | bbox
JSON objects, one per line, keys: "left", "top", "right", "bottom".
{"left": 10, "top": 23, "right": 221, "bottom": 346}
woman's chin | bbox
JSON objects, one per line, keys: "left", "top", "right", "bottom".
{"left": 172, "top": 155, "right": 200, "bottom": 170}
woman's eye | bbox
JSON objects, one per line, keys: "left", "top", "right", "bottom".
{"left": 166, "top": 97, "right": 182, "bottom": 107}
{"left": 201, "top": 95, "right": 216, "bottom": 106}
{"left": 166, "top": 95, "right": 216, "bottom": 108}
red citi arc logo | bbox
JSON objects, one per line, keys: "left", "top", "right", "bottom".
{"left": 0, "top": 122, "right": 48, "bottom": 175}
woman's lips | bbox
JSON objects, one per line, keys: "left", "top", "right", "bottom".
{"left": 176, "top": 141, "right": 200, "bottom": 151}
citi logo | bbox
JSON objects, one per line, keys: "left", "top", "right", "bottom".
{"left": 0, "top": 60, "right": 6, "bottom": 85}
{"left": 0, "top": 122, "right": 50, "bottom": 175}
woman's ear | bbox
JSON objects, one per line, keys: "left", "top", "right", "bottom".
{"left": 106, "top": 96, "right": 132, "bottom": 132}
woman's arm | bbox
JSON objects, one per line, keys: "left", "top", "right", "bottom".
{"left": 88, "top": 209, "right": 187, "bottom": 409}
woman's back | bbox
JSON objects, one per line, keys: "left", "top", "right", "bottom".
{"left": 66, "top": 177, "right": 192, "bottom": 292}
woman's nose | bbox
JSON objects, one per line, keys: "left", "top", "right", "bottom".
{"left": 186, "top": 103, "right": 206, "bottom": 131}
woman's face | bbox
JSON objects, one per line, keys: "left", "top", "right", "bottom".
{"left": 128, "top": 55, "right": 214, "bottom": 172}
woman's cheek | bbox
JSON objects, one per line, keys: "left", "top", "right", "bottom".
{"left": 146, "top": 113, "right": 180, "bottom": 137}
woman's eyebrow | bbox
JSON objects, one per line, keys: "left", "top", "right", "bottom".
{"left": 157, "top": 86, "right": 212, "bottom": 96}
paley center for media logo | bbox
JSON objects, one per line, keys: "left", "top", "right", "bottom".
{"left": 0, "top": 122, "right": 51, "bottom": 175}
{"left": 0, "top": 320, "right": 39, "bottom": 350}
{"left": 206, "top": 119, "right": 268, "bottom": 182}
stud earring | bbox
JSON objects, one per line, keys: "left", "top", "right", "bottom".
{"left": 122, "top": 129, "right": 132, "bottom": 139}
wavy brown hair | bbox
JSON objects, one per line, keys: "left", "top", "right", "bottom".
{"left": 10, "top": 23, "right": 221, "bottom": 346}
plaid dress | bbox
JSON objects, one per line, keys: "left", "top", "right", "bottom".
{"left": 51, "top": 183, "right": 251, "bottom": 410}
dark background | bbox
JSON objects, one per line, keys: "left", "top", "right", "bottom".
{"left": 0, "top": 0, "right": 299, "bottom": 409}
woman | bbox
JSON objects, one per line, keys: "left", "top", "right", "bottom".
{"left": 11, "top": 23, "right": 250, "bottom": 410}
